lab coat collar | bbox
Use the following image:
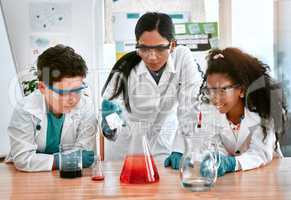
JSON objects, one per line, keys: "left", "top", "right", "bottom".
{"left": 242, "top": 108, "right": 261, "bottom": 127}
{"left": 214, "top": 107, "right": 261, "bottom": 128}
{"left": 22, "top": 90, "right": 47, "bottom": 120}
{"left": 136, "top": 52, "right": 176, "bottom": 76}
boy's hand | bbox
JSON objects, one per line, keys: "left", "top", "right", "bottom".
{"left": 82, "top": 150, "right": 94, "bottom": 168}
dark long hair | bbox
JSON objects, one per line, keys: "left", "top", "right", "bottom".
{"left": 102, "top": 12, "right": 175, "bottom": 112}
{"left": 199, "top": 48, "right": 288, "bottom": 149}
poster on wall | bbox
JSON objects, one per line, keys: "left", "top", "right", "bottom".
{"left": 112, "top": 12, "right": 190, "bottom": 59}
{"left": 30, "top": 35, "right": 70, "bottom": 62}
{"left": 29, "top": 2, "right": 72, "bottom": 32}
{"left": 174, "top": 22, "right": 219, "bottom": 51}
{"left": 18, "top": 2, "right": 73, "bottom": 96}
{"left": 19, "top": 34, "right": 71, "bottom": 96}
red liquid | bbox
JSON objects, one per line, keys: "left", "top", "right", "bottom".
{"left": 91, "top": 175, "right": 105, "bottom": 181}
{"left": 120, "top": 154, "right": 159, "bottom": 184}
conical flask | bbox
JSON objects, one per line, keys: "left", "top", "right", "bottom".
{"left": 91, "top": 156, "right": 104, "bottom": 181}
{"left": 120, "top": 127, "right": 159, "bottom": 184}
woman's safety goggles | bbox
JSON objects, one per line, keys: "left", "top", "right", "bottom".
{"left": 47, "top": 82, "right": 88, "bottom": 95}
{"left": 136, "top": 43, "right": 171, "bottom": 57}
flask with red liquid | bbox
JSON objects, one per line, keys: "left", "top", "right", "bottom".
{"left": 91, "top": 156, "right": 104, "bottom": 181}
{"left": 120, "top": 128, "right": 159, "bottom": 184}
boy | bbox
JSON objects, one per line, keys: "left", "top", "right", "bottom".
{"left": 6, "top": 44, "right": 97, "bottom": 172}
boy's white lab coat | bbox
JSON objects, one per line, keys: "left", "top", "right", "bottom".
{"left": 200, "top": 104, "right": 282, "bottom": 171}
{"left": 5, "top": 90, "right": 98, "bottom": 172}
{"left": 104, "top": 46, "right": 201, "bottom": 160}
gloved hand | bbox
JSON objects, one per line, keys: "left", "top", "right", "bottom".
{"left": 164, "top": 152, "right": 183, "bottom": 170}
{"left": 101, "top": 99, "right": 122, "bottom": 141}
{"left": 200, "top": 153, "right": 236, "bottom": 177}
{"left": 82, "top": 150, "right": 94, "bottom": 168}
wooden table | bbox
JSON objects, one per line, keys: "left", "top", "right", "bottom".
{"left": 0, "top": 158, "right": 291, "bottom": 200}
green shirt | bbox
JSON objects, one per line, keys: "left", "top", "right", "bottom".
{"left": 44, "top": 112, "right": 65, "bottom": 154}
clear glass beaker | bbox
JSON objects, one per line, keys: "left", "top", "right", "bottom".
{"left": 120, "top": 124, "right": 159, "bottom": 184}
{"left": 59, "top": 144, "right": 82, "bottom": 178}
{"left": 179, "top": 130, "right": 219, "bottom": 192}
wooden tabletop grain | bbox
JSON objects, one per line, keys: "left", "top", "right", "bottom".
{"left": 0, "top": 158, "right": 290, "bottom": 200}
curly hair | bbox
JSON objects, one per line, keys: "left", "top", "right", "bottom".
{"left": 199, "top": 47, "right": 288, "bottom": 149}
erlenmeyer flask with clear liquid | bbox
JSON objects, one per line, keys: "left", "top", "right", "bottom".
{"left": 120, "top": 125, "right": 159, "bottom": 184}
{"left": 179, "top": 128, "right": 220, "bottom": 192}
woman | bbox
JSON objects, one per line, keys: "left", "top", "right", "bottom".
{"left": 101, "top": 12, "right": 202, "bottom": 169}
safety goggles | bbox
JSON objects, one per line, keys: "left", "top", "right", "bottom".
{"left": 136, "top": 43, "right": 171, "bottom": 57}
{"left": 203, "top": 84, "right": 240, "bottom": 96}
{"left": 47, "top": 82, "right": 88, "bottom": 95}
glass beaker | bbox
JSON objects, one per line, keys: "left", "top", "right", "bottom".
{"left": 179, "top": 130, "right": 219, "bottom": 192}
{"left": 120, "top": 124, "right": 159, "bottom": 184}
{"left": 59, "top": 144, "right": 82, "bottom": 178}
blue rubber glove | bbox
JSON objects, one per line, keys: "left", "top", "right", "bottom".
{"left": 201, "top": 153, "right": 236, "bottom": 177}
{"left": 101, "top": 99, "right": 122, "bottom": 141}
{"left": 164, "top": 152, "right": 183, "bottom": 170}
{"left": 217, "top": 154, "right": 236, "bottom": 176}
{"left": 82, "top": 150, "right": 94, "bottom": 168}
{"left": 199, "top": 152, "right": 217, "bottom": 179}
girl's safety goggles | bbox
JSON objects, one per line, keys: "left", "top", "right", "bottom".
{"left": 203, "top": 84, "right": 240, "bottom": 96}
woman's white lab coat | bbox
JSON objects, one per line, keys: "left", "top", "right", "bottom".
{"left": 104, "top": 46, "right": 201, "bottom": 160}
{"left": 5, "top": 90, "right": 98, "bottom": 172}
{"left": 200, "top": 104, "right": 282, "bottom": 171}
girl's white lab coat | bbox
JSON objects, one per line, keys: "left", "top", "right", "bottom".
{"left": 200, "top": 104, "right": 282, "bottom": 171}
{"left": 104, "top": 46, "right": 201, "bottom": 160}
{"left": 5, "top": 90, "right": 98, "bottom": 172}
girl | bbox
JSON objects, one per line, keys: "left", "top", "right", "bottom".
{"left": 101, "top": 12, "right": 201, "bottom": 168}
{"left": 199, "top": 48, "right": 288, "bottom": 176}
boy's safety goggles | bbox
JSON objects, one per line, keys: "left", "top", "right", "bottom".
{"left": 47, "top": 82, "right": 88, "bottom": 95}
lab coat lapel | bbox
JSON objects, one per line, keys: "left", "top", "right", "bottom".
{"left": 60, "top": 113, "right": 72, "bottom": 143}
{"left": 237, "top": 109, "right": 261, "bottom": 148}
{"left": 60, "top": 100, "right": 83, "bottom": 143}
{"left": 158, "top": 55, "right": 176, "bottom": 86}
{"left": 217, "top": 114, "right": 238, "bottom": 154}
{"left": 137, "top": 61, "right": 158, "bottom": 87}
{"left": 22, "top": 91, "right": 48, "bottom": 152}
